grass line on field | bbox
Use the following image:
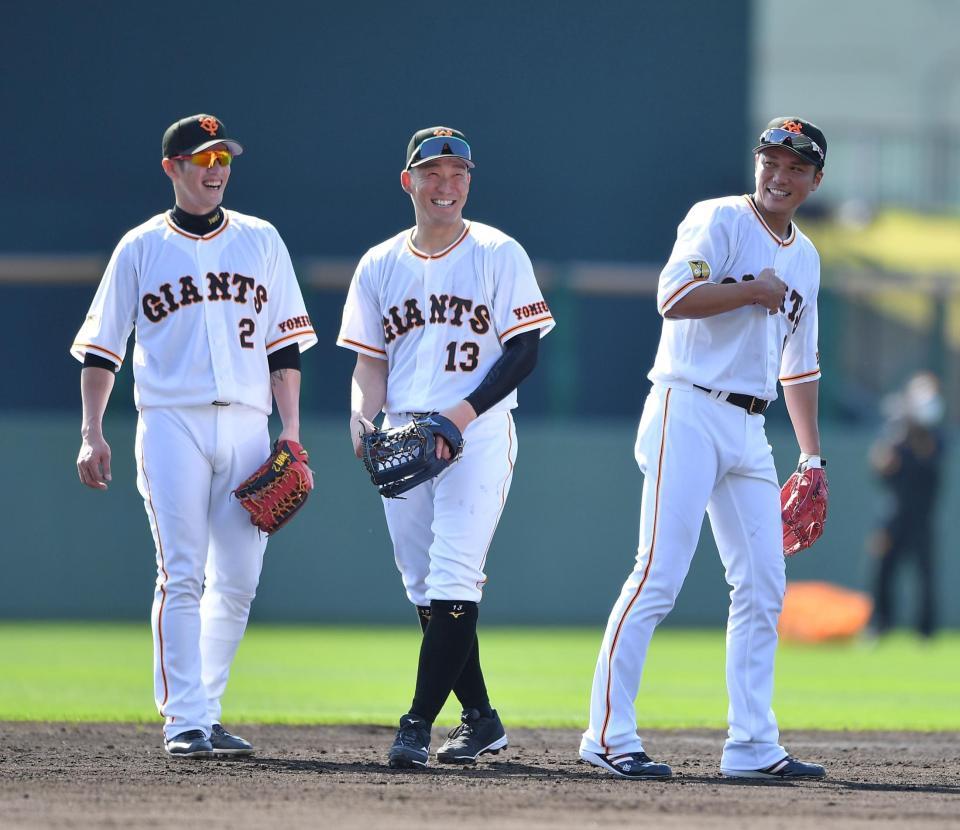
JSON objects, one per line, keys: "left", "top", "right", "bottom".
{"left": 0, "top": 623, "right": 957, "bottom": 730}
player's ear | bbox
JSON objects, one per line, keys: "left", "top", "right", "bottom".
{"left": 400, "top": 170, "right": 413, "bottom": 193}
{"left": 161, "top": 158, "right": 177, "bottom": 181}
{"left": 810, "top": 168, "right": 823, "bottom": 190}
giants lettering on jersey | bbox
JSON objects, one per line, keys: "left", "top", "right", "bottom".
{"left": 719, "top": 272, "right": 807, "bottom": 335}
{"left": 382, "top": 294, "right": 491, "bottom": 344}
{"left": 142, "top": 272, "right": 269, "bottom": 323}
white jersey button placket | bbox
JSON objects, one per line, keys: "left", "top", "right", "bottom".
{"left": 411, "top": 258, "right": 436, "bottom": 405}
{"left": 197, "top": 241, "right": 234, "bottom": 404}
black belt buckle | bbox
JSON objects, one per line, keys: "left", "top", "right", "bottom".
{"left": 695, "top": 385, "right": 767, "bottom": 416}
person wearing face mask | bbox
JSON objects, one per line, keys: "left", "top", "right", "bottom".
{"left": 868, "top": 371, "right": 946, "bottom": 639}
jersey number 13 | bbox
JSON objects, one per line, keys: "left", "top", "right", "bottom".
{"left": 444, "top": 341, "right": 479, "bottom": 372}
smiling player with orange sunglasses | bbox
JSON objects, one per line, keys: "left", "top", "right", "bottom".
{"left": 72, "top": 113, "right": 316, "bottom": 759}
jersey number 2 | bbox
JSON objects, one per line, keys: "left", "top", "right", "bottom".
{"left": 444, "top": 341, "right": 479, "bottom": 372}
{"left": 238, "top": 318, "right": 255, "bottom": 349}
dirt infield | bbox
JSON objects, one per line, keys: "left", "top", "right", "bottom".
{"left": 1, "top": 723, "right": 958, "bottom": 829}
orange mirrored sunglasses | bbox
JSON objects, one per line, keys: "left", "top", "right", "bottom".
{"left": 171, "top": 149, "right": 233, "bottom": 168}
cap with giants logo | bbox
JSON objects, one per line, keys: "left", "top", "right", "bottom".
{"left": 753, "top": 117, "right": 826, "bottom": 169}
{"left": 162, "top": 114, "right": 244, "bottom": 159}
{"left": 405, "top": 126, "right": 474, "bottom": 170}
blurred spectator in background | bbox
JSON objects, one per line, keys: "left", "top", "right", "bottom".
{"left": 867, "top": 371, "right": 945, "bottom": 638}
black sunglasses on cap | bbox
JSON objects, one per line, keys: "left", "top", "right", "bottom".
{"left": 407, "top": 136, "right": 474, "bottom": 169}
{"left": 758, "top": 128, "right": 825, "bottom": 164}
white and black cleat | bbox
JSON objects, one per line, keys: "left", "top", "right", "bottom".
{"left": 721, "top": 755, "right": 826, "bottom": 780}
{"left": 437, "top": 708, "right": 508, "bottom": 764}
{"left": 580, "top": 749, "right": 673, "bottom": 779}
{"left": 164, "top": 729, "right": 214, "bottom": 759}
{"left": 388, "top": 714, "right": 431, "bottom": 769}
{"left": 210, "top": 723, "right": 254, "bottom": 757}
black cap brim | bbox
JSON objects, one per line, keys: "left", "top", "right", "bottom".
{"left": 169, "top": 138, "right": 244, "bottom": 158}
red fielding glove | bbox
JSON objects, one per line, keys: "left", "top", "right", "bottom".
{"left": 780, "top": 456, "right": 828, "bottom": 556}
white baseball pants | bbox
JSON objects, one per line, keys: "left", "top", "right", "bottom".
{"left": 135, "top": 404, "right": 269, "bottom": 739}
{"left": 382, "top": 410, "right": 518, "bottom": 605}
{"left": 580, "top": 385, "right": 788, "bottom": 771}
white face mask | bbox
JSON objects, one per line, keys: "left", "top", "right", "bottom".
{"left": 905, "top": 376, "right": 944, "bottom": 427}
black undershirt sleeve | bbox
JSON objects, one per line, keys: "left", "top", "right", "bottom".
{"left": 83, "top": 346, "right": 301, "bottom": 373}
{"left": 82, "top": 353, "right": 119, "bottom": 372}
{"left": 268, "top": 343, "right": 301, "bottom": 372}
{"left": 464, "top": 330, "right": 539, "bottom": 416}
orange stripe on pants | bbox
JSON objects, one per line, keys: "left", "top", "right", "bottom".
{"left": 599, "top": 388, "right": 671, "bottom": 751}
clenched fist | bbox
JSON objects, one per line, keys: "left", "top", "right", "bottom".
{"left": 753, "top": 268, "right": 788, "bottom": 315}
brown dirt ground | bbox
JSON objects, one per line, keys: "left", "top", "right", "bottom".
{"left": 0, "top": 723, "right": 958, "bottom": 829}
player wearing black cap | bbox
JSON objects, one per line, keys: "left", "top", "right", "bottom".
{"left": 579, "top": 117, "right": 829, "bottom": 781}
{"left": 73, "top": 113, "right": 315, "bottom": 759}
{"left": 338, "top": 126, "right": 554, "bottom": 768}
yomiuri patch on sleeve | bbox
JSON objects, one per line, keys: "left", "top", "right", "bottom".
{"left": 688, "top": 260, "right": 710, "bottom": 279}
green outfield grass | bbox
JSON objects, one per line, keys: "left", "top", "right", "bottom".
{"left": 0, "top": 623, "right": 957, "bottom": 729}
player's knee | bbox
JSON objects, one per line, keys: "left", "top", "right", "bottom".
{"left": 161, "top": 572, "right": 204, "bottom": 602}
{"left": 207, "top": 587, "right": 257, "bottom": 618}
{"left": 208, "top": 577, "right": 259, "bottom": 606}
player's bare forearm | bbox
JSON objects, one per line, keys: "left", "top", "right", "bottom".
{"left": 271, "top": 367, "right": 303, "bottom": 443}
{"left": 783, "top": 380, "right": 821, "bottom": 456}
{"left": 666, "top": 269, "right": 786, "bottom": 319}
{"left": 80, "top": 366, "right": 115, "bottom": 437}
{"left": 77, "top": 367, "right": 115, "bottom": 489}
{"left": 350, "top": 355, "right": 388, "bottom": 456}
{"left": 351, "top": 355, "right": 388, "bottom": 421}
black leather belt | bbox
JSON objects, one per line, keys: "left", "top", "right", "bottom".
{"left": 693, "top": 385, "right": 769, "bottom": 415}
{"left": 212, "top": 401, "right": 231, "bottom": 407}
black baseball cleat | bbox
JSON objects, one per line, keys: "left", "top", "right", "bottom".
{"left": 721, "top": 755, "right": 826, "bottom": 780}
{"left": 437, "top": 708, "right": 508, "bottom": 764}
{"left": 580, "top": 749, "right": 673, "bottom": 779}
{"left": 164, "top": 729, "right": 214, "bottom": 759}
{"left": 388, "top": 714, "right": 431, "bottom": 769}
{"left": 210, "top": 723, "right": 254, "bottom": 757}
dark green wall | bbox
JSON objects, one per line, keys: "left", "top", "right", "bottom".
{"left": 5, "top": 415, "right": 954, "bottom": 628}
{"left": 2, "top": 1, "right": 750, "bottom": 262}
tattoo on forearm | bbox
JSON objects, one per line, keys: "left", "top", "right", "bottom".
{"left": 270, "top": 369, "right": 287, "bottom": 388}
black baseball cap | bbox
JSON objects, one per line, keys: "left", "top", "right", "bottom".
{"left": 405, "top": 127, "right": 474, "bottom": 170}
{"left": 753, "top": 117, "right": 826, "bottom": 169}
{"left": 162, "top": 114, "right": 244, "bottom": 159}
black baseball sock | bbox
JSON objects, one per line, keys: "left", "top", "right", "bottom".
{"left": 452, "top": 636, "right": 492, "bottom": 717}
{"left": 409, "top": 600, "right": 479, "bottom": 723}
{"left": 416, "top": 605, "right": 491, "bottom": 717}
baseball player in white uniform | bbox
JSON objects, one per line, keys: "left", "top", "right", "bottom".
{"left": 338, "top": 127, "right": 553, "bottom": 768}
{"left": 73, "top": 114, "right": 316, "bottom": 759}
{"left": 579, "top": 118, "right": 829, "bottom": 780}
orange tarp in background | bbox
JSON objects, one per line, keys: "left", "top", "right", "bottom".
{"left": 778, "top": 581, "right": 873, "bottom": 642}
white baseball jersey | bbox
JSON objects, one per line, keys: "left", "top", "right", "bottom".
{"left": 649, "top": 194, "right": 821, "bottom": 400}
{"left": 71, "top": 210, "right": 317, "bottom": 414}
{"left": 581, "top": 194, "right": 825, "bottom": 773}
{"left": 337, "top": 221, "right": 554, "bottom": 412}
